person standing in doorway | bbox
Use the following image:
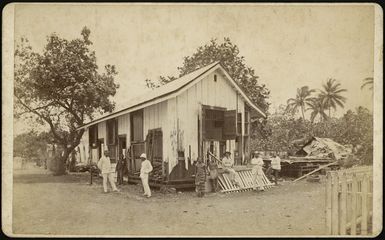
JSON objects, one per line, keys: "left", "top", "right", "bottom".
{"left": 250, "top": 153, "right": 265, "bottom": 191}
{"left": 140, "top": 153, "right": 153, "bottom": 198}
{"left": 270, "top": 153, "right": 281, "bottom": 185}
{"left": 97, "top": 150, "right": 119, "bottom": 193}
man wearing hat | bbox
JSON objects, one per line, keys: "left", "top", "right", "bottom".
{"left": 221, "top": 151, "right": 239, "bottom": 187}
{"left": 139, "top": 153, "right": 153, "bottom": 198}
{"left": 97, "top": 150, "right": 119, "bottom": 193}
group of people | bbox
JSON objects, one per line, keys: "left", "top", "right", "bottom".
{"left": 195, "top": 151, "right": 282, "bottom": 197}
{"left": 97, "top": 149, "right": 281, "bottom": 198}
{"left": 97, "top": 150, "right": 153, "bottom": 198}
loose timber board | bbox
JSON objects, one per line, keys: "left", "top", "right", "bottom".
{"left": 218, "top": 168, "right": 275, "bottom": 193}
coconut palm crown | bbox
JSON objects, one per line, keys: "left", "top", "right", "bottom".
{"left": 319, "top": 78, "right": 347, "bottom": 117}
{"left": 285, "top": 86, "right": 315, "bottom": 120}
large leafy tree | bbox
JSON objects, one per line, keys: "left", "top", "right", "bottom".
{"left": 285, "top": 86, "right": 315, "bottom": 120}
{"left": 13, "top": 130, "right": 54, "bottom": 166}
{"left": 14, "top": 27, "right": 119, "bottom": 175}
{"left": 319, "top": 78, "right": 347, "bottom": 117}
{"left": 14, "top": 130, "right": 49, "bottom": 158}
{"left": 146, "top": 38, "right": 270, "bottom": 112}
{"left": 251, "top": 105, "right": 312, "bottom": 154}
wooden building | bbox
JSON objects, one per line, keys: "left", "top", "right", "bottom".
{"left": 77, "top": 62, "right": 266, "bottom": 187}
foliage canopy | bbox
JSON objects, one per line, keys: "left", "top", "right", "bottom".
{"left": 14, "top": 27, "right": 119, "bottom": 174}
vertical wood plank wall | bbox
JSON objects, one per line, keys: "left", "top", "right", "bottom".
{"left": 325, "top": 166, "right": 373, "bottom": 236}
{"left": 117, "top": 113, "right": 130, "bottom": 147}
{"left": 143, "top": 101, "right": 168, "bottom": 170}
{"left": 165, "top": 70, "right": 246, "bottom": 173}
{"left": 78, "top": 69, "right": 248, "bottom": 177}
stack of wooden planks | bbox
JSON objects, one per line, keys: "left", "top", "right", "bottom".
{"left": 218, "top": 168, "right": 274, "bottom": 193}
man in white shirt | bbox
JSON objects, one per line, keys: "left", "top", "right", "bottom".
{"left": 97, "top": 150, "right": 119, "bottom": 193}
{"left": 221, "top": 151, "right": 239, "bottom": 187}
{"left": 270, "top": 153, "right": 281, "bottom": 185}
{"left": 140, "top": 153, "right": 153, "bottom": 198}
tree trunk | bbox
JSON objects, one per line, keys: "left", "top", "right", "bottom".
{"left": 301, "top": 107, "right": 305, "bottom": 120}
{"left": 53, "top": 149, "right": 70, "bottom": 176}
{"left": 69, "top": 151, "right": 76, "bottom": 172}
{"left": 328, "top": 107, "right": 331, "bottom": 118}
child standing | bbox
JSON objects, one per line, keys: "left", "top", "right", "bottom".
{"left": 208, "top": 157, "right": 219, "bottom": 192}
{"left": 195, "top": 157, "right": 206, "bottom": 197}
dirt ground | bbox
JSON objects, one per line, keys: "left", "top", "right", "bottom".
{"left": 12, "top": 164, "right": 327, "bottom": 237}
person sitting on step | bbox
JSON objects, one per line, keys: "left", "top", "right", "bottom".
{"left": 221, "top": 151, "right": 240, "bottom": 187}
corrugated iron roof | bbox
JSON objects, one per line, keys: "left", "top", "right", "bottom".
{"left": 78, "top": 62, "right": 265, "bottom": 129}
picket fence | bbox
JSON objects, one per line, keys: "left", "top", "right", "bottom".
{"left": 325, "top": 166, "right": 373, "bottom": 235}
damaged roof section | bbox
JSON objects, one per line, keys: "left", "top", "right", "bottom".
{"left": 296, "top": 137, "right": 352, "bottom": 160}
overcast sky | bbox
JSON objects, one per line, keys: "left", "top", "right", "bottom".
{"left": 13, "top": 3, "right": 375, "bottom": 134}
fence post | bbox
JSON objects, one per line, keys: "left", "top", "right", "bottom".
{"left": 361, "top": 173, "right": 368, "bottom": 235}
{"left": 339, "top": 172, "right": 347, "bottom": 235}
{"left": 351, "top": 173, "right": 357, "bottom": 235}
{"left": 326, "top": 171, "right": 332, "bottom": 234}
{"left": 331, "top": 172, "right": 339, "bottom": 235}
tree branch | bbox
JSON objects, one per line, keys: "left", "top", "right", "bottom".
{"left": 15, "top": 96, "right": 66, "bottom": 144}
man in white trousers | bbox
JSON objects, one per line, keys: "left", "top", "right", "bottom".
{"left": 97, "top": 150, "right": 119, "bottom": 193}
{"left": 140, "top": 153, "right": 153, "bottom": 198}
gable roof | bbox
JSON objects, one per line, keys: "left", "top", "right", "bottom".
{"left": 78, "top": 62, "right": 266, "bottom": 129}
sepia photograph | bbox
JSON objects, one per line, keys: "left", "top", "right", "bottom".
{"left": 2, "top": 3, "right": 383, "bottom": 237}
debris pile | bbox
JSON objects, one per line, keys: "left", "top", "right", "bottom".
{"left": 297, "top": 137, "right": 352, "bottom": 160}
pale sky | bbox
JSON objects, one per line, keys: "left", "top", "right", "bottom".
{"left": 13, "top": 3, "right": 375, "bottom": 133}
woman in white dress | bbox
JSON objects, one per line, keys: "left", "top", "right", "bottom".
{"left": 250, "top": 153, "right": 265, "bottom": 191}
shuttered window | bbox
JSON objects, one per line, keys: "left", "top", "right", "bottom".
{"left": 202, "top": 106, "right": 237, "bottom": 141}
{"left": 130, "top": 109, "right": 144, "bottom": 142}
{"left": 146, "top": 129, "right": 163, "bottom": 180}
{"left": 223, "top": 110, "right": 237, "bottom": 140}
{"left": 106, "top": 119, "right": 118, "bottom": 145}
{"left": 202, "top": 108, "right": 224, "bottom": 140}
{"left": 88, "top": 125, "right": 98, "bottom": 147}
{"left": 237, "top": 113, "right": 242, "bottom": 136}
{"left": 244, "top": 111, "right": 250, "bottom": 136}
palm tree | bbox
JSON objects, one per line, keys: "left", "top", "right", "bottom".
{"left": 361, "top": 77, "right": 373, "bottom": 90}
{"left": 285, "top": 86, "right": 315, "bottom": 120}
{"left": 307, "top": 97, "right": 328, "bottom": 123}
{"left": 319, "top": 78, "right": 347, "bottom": 117}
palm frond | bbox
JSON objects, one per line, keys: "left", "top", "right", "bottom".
{"left": 334, "top": 88, "right": 347, "bottom": 94}
{"left": 361, "top": 77, "right": 373, "bottom": 90}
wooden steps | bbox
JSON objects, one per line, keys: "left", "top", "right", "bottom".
{"left": 218, "top": 168, "right": 274, "bottom": 193}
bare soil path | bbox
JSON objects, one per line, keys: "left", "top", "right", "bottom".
{"left": 12, "top": 165, "right": 327, "bottom": 236}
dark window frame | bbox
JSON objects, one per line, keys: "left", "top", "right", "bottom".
{"left": 130, "top": 109, "right": 144, "bottom": 142}
{"left": 202, "top": 106, "right": 225, "bottom": 141}
{"left": 89, "top": 125, "right": 98, "bottom": 148}
{"left": 106, "top": 118, "right": 118, "bottom": 145}
{"left": 244, "top": 111, "right": 250, "bottom": 136}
